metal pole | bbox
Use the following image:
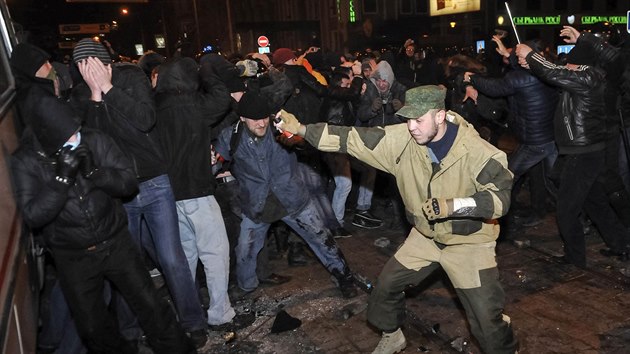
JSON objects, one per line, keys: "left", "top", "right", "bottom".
{"left": 226, "top": 0, "right": 234, "bottom": 54}
{"left": 505, "top": 2, "right": 521, "bottom": 44}
{"left": 192, "top": 0, "right": 201, "bottom": 53}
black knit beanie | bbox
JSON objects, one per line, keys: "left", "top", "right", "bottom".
{"left": 236, "top": 90, "right": 272, "bottom": 120}
{"left": 10, "top": 43, "right": 50, "bottom": 78}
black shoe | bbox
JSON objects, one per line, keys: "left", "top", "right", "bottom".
{"left": 259, "top": 273, "right": 292, "bottom": 286}
{"left": 228, "top": 286, "right": 254, "bottom": 301}
{"left": 355, "top": 210, "right": 383, "bottom": 223}
{"left": 352, "top": 215, "right": 382, "bottom": 229}
{"left": 335, "top": 273, "right": 358, "bottom": 299}
{"left": 551, "top": 254, "right": 586, "bottom": 268}
{"left": 209, "top": 312, "right": 256, "bottom": 332}
{"left": 333, "top": 227, "right": 352, "bottom": 238}
{"left": 188, "top": 329, "right": 208, "bottom": 349}
{"left": 599, "top": 248, "right": 629, "bottom": 261}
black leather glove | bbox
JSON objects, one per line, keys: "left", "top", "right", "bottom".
{"left": 55, "top": 146, "right": 81, "bottom": 185}
{"left": 75, "top": 144, "right": 97, "bottom": 178}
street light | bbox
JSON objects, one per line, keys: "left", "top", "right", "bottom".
{"left": 121, "top": 7, "right": 129, "bottom": 15}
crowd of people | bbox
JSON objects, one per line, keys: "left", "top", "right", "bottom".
{"left": 8, "top": 22, "right": 630, "bottom": 354}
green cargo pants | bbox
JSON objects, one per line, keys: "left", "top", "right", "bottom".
{"left": 367, "top": 228, "right": 518, "bottom": 354}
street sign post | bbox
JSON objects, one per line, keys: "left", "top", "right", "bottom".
{"left": 257, "top": 35, "right": 269, "bottom": 47}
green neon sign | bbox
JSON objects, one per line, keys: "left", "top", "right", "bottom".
{"left": 513, "top": 14, "right": 627, "bottom": 26}
{"left": 349, "top": 0, "right": 356, "bottom": 23}
{"left": 581, "top": 16, "right": 626, "bottom": 25}
{"left": 513, "top": 16, "right": 561, "bottom": 25}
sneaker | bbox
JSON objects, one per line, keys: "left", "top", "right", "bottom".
{"left": 372, "top": 328, "right": 407, "bottom": 354}
{"left": 208, "top": 312, "right": 256, "bottom": 332}
{"left": 355, "top": 210, "right": 383, "bottom": 223}
{"left": 352, "top": 215, "right": 383, "bottom": 229}
{"left": 187, "top": 329, "right": 208, "bottom": 349}
{"left": 333, "top": 227, "right": 352, "bottom": 238}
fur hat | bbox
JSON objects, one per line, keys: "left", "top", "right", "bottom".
{"left": 236, "top": 90, "right": 272, "bottom": 120}
{"left": 272, "top": 48, "right": 296, "bottom": 66}
{"left": 29, "top": 87, "right": 81, "bottom": 155}
{"left": 10, "top": 43, "right": 50, "bottom": 78}
{"left": 72, "top": 38, "right": 112, "bottom": 64}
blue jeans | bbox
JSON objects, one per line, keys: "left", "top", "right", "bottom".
{"left": 123, "top": 174, "right": 206, "bottom": 332}
{"left": 236, "top": 199, "right": 348, "bottom": 291}
{"left": 325, "top": 153, "right": 352, "bottom": 225}
{"left": 508, "top": 141, "right": 558, "bottom": 198}
{"left": 351, "top": 158, "right": 376, "bottom": 211}
{"left": 176, "top": 195, "right": 236, "bottom": 326}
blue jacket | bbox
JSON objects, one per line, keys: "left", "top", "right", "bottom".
{"left": 470, "top": 55, "right": 558, "bottom": 146}
{"left": 215, "top": 124, "right": 309, "bottom": 222}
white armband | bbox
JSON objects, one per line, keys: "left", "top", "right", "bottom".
{"left": 452, "top": 197, "right": 476, "bottom": 213}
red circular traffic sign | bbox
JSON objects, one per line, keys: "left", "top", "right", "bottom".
{"left": 257, "top": 35, "right": 269, "bottom": 47}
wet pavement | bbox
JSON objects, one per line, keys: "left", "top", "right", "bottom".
{"left": 190, "top": 195, "right": 630, "bottom": 354}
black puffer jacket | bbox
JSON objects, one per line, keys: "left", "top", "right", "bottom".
{"left": 526, "top": 51, "right": 607, "bottom": 154}
{"left": 154, "top": 57, "right": 230, "bottom": 201}
{"left": 470, "top": 55, "right": 558, "bottom": 145}
{"left": 11, "top": 128, "right": 138, "bottom": 250}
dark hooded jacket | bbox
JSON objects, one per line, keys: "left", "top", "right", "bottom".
{"left": 11, "top": 92, "right": 137, "bottom": 250}
{"left": 71, "top": 63, "right": 166, "bottom": 181}
{"left": 357, "top": 61, "right": 406, "bottom": 127}
{"left": 10, "top": 43, "right": 74, "bottom": 132}
{"left": 470, "top": 53, "right": 558, "bottom": 145}
{"left": 154, "top": 57, "right": 231, "bottom": 200}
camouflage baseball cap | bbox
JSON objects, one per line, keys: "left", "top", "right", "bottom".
{"left": 396, "top": 85, "right": 446, "bottom": 119}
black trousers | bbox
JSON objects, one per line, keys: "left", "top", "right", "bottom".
{"left": 52, "top": 232, "right": 192, "bottom": 354}
{"left": 555, "top": 151, "right": 629, "bottom": 267}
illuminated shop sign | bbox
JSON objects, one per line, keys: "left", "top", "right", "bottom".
{"left": 513, "top": 15, "right": 627, "bottom": 26}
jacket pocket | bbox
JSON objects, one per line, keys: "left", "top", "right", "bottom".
{"left": 563, "top": 116, "right": 574, "bottom": 141}
{"left": 451, "top": 219, "right": 482, "bottom": 236}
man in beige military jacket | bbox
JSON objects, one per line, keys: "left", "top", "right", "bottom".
{"left": 276, "top": 85, "right": 518, "bottom": 354}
